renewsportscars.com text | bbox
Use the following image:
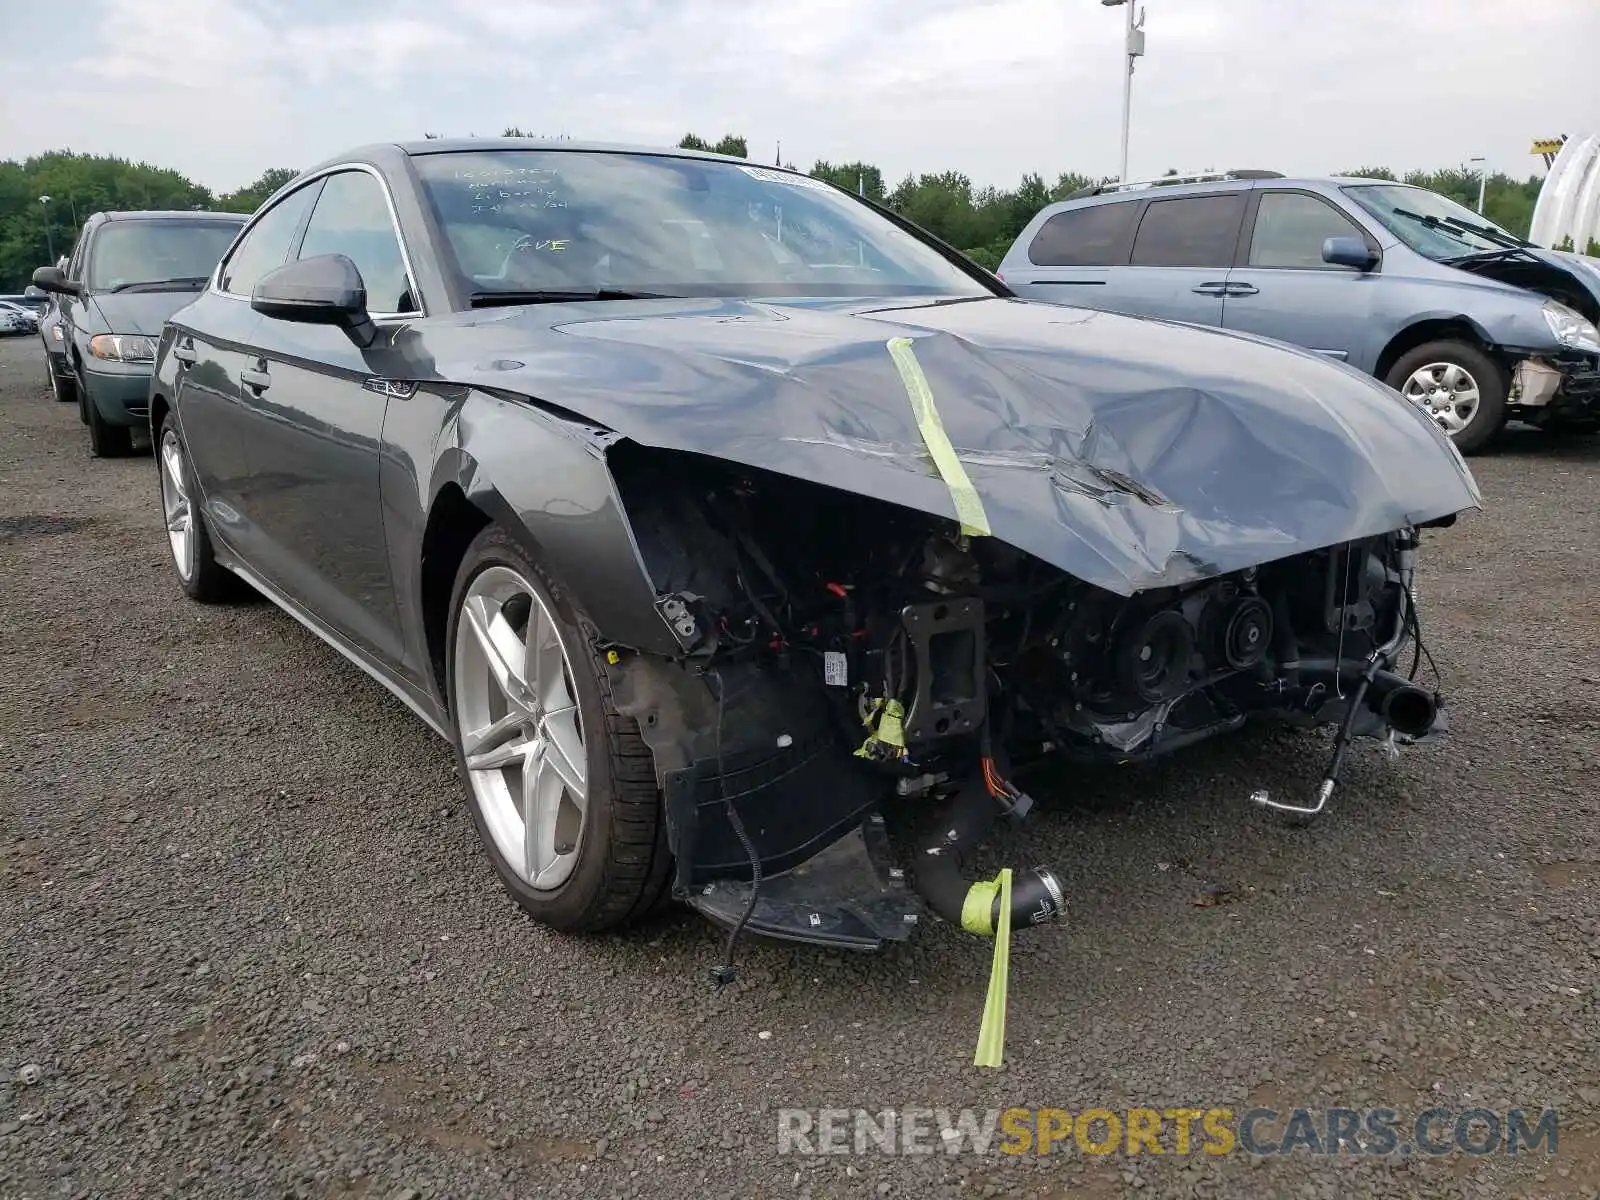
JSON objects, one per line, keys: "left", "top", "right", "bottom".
{"left": 777, "top": 1106, "right": 1559, "bottom": 1158}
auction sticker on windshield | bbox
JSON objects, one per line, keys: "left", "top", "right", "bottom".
{"left": 739, "top": 165, "right": 834, "bottom": 191}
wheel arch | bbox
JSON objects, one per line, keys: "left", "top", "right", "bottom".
{"left": 149, "top": 390, "right": 171, "bottom": 442}
{"left": 417, "top": 420, "right": 679, "bottom": 705}
{"left": 1374, "top": 315, "right": 1496, "bottom": 383}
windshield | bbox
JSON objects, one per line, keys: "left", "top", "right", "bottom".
{"left": 86, "top": 220, "right": 244, "bottom": 291}
{"left": 1342, "top": 184, "right": 1526, "bottom": 260}
{"left": 411, "top": 150, "right": 992, "bottom": 301}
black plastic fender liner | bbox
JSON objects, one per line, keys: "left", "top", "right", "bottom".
{"left": 912, "top": 776, "right": 1066, "bottom": 933}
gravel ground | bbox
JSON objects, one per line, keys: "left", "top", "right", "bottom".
{"left": 1, "top": 332, "right": 1598, "bottom": 1200}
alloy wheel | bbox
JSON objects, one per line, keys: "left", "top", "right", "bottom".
{"left": 158, "top": 429, "right": 194, "bottom": 581}
{"left": 453, "top": 566, "right": 588, "bottom": 890}
{"left": 1401, "top": 361, "right": 1481, "bottom": 436}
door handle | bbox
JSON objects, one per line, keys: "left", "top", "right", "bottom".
{"left": 1191, "top": 282, "right": 1230, "bottom": 296}
{"left": 172, "top": 346, "right": 197, "bottom": 364}
{"left": 1226, "top": 283, "right": 1260, "bottom": 297}
{"left": 240, "top": 366, "right": 271, "bottom": 393}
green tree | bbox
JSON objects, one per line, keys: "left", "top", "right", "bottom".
{"left": 808, "top": 161, "right": 886, "bottom": 201}
{"left": 0, "top": 151, "right": 218, "bottom": 288}
{"left": 678, "top": 133, "right": 747, "bottom": 158}
{"left": 217, "top": 167, "right": 299, "bottom": 214}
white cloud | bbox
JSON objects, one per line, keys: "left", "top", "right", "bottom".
{"left": 1, "top": 0, "right": 1596, "bottom": 192}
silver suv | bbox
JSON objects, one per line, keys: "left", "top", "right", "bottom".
{"left": 998, "top": 171, "right": 1600, "bottom": 452}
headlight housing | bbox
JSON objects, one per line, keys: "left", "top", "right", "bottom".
{"left": 88, "top": 333, "right": 158, "bottom": 363}
{"left": 1542, "top": 301, "right": 1600, "bottom": 355}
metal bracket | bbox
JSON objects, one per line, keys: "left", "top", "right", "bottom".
{"left": 899, "top": 597, "right": 986, "bottom": 741}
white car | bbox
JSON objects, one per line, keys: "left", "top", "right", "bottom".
{"left": 0, "top": 300, "right": 39, "bottom": 336}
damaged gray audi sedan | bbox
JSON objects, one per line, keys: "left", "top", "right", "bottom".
{"left": 150, "top": 139, "right": 1480, "bottom": 955}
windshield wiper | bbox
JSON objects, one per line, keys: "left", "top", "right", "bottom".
{"left": 468, "top": 289, "right": 679, "bottom": 307}
{"left": 1390, "top": 208, "right": 1528, "bottom": 250}
{"left": 107, "top": 276, "right": 211, "bottom": 293}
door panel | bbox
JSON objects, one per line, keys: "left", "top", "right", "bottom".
{"left": 1004, "top": 200, "right": 1138, "bottom": 311}
{"left": 235, "top": 321, "right": 404, "bottom": 668}
{"left": 234, "top": 167, "right": 423, "bottom": 672}
{"left": 168, "top": 295, "right": 263, "bottom": 542}
{"left": 1102, "top": 193, "right": 1247, "bottom": 327}
{"left": 1222, "top": 190, "right": 1380, "bottom": 368}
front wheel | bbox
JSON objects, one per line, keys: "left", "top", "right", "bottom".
{"left": 1385, "top": 340, "right": 1506, "bottom": 454}
{"left": 83, "top": 375, "right": 133, "bottom": 458}
{"left": 445, "top": 526, "right": 670, "bottom": 933}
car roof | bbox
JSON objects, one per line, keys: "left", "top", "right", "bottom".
{"left": 94, "top": 210, "right": 248, "bottom": 222}
{"left": 299, "top": 137, "right": 786, "bottom": 179}
{"left": 1054, "top": 175, "right": 1404, "bottom": 208}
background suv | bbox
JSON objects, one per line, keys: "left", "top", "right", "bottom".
{"left": 999, "top": 172, "right": 1600, "bottom": 452}
{"left": 31, "top": 210, "right": 246, "bottom": 457}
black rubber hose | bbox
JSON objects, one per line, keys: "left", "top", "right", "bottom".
{"left": 1298, "top": 658, "right": 1440, "bottom": 737}
{"left": 1270, "top": 590, "right": 1299, "bottom": 688}
{"left": 911, "top": 776, "right": 1065, "bottom": 933}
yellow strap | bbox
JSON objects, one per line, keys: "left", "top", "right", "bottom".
{"left": 876, "top": 700, "right": 906, "bottom": 749}
{"left": 885, "top": 337, "right": 992, "bottom": 538}
{"left": 972, "top": 869, "right": 1013, "bottom": 1068}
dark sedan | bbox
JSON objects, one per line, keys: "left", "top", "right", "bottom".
{"left": 149, "top": 139, "right": 1479, "bottom": 955}
{"left": 32, "top": 209, "right": 247, "bottom": 456}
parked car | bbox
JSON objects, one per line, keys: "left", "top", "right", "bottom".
{"left": 0, "top": 290, "right": 49, "bottom": 316}
{"left": 998, "top": 172, "right": 1600, "bottom": 452}
{"left": 150, "top": 140, "right": 1476, "bottom": 950}
{"left": 0, "top": 299, "right": 38, "bottom": 336}
{"left": 30, "top": 210, "right": 247, "bottom": 456}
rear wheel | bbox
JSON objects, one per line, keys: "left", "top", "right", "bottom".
{"left": 1385, "top": 340, "right": 1506, "bottom": 454}
{"left": 445, "top": 526, "right": 670, "bottom": 932}
{"left": 157, "top": 413, "right": 238, "bottom": 602}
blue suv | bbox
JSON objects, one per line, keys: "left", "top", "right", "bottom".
{"left": 998, "top": 172, "right": 1600, "bottom": 452}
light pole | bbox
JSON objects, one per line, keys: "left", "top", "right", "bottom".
{"left": 1469, "top": 156, "right": 1487, "bottom": 214}
{"left": 1101, "top": 0, "right": 1146, "bottom": 184}
{"left": 38, "top": 195, "right": 54, "bottom": 262}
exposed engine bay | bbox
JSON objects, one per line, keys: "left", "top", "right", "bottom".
{"left": 603, "top": 443, "right": 1448, "bottom": 954}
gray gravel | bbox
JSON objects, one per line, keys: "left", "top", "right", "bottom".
{"left": 2, "top": 332, "right": 1598, "bottom": 1200}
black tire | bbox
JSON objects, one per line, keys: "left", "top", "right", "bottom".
{"left": 83, "top": 371, "right": 134, "bottom": 457}
{"left": 445, "top": 525, "right": 672, "bottom": 932}
{"left": 156, "top": 412, "right": 240, "bottom": 603}
{"left": 1383, "top": 340, "right": 1506, "bottom": 455}
{"left": 49, "top": 364, "right": 75, "bottom": 404}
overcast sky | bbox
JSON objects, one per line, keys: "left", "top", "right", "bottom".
{"left": 3, "top": 0, "right": 1597, "bottom": 193}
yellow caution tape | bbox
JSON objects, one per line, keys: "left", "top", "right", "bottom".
{"left": 969, "top": 869, "right": 1013, "bottom": 1068}
{"left": 876, "top": 700, "right": 906, "bottom": 749}
{"left": 885, "top": 337, "right": 991, "bottom": 538}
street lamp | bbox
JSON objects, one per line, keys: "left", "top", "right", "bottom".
{"left": 1469, "top": 156, "right": 1487, "bottom": 214}
{"left": 38, "top": 195, "right": 54, "bottom": 262}
{"left": 1101, "top": 0, "right": 1146, "bottom": 184}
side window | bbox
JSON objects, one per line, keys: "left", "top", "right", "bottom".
{"left": 296, "top": 170, "right": 417, "bottom": 314}
{"left": 1249, "top": 192, "right": 1368, "bottom": 269}
{"left": 221, "top": 185, "right": 319, "bottom": 297}
{"left": 1129, "top": 194, "right": 1247, "bottom": 268}
{"left": 1027, "top": 201, "right": 1139, "bottom": 266}
{"left": 66, "top": 234, "right": 88, "bottom": 282}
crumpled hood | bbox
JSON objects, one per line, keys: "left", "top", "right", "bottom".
{"left": 436, "top": 296, "right": 1480, "bottom": 595}
{"left": 1450, "top": 248, "right": 1600, "bottom": 316}
{"left": 88, "top": 289, "right": 204, "bottom": 337}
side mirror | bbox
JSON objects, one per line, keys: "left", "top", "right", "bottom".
{"left": 1323, "top": 236, "right": 1378, "bottom": 271}
{"left": 32, "top": 265, "right": 81, "bottom": 296}
{"left": 252, "top": 254, "right": 377, "bottom": 347}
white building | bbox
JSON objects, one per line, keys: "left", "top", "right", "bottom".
{"left": 1529, "top": 134, "right": 1600, "bottom": 252}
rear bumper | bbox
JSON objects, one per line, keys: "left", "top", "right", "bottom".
{"left": 80, "top": 364, "right": 153, "bottom": 426}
